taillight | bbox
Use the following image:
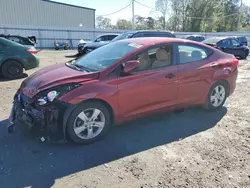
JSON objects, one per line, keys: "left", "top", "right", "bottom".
{"left": 27, "top": 49, "right": 37, "bottom": 54}
{"left": 232, "top": 59, "right": 239, "bottom": 66}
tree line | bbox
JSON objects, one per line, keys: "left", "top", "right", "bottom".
{"left": 96, "top": 0, "right": 250, "bottom": 32}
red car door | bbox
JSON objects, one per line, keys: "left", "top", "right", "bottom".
{"left": 117, "top": 44, "right": 178, "bottom": 119}
{"left": 177, "top": 43, "right": 217, "bottom": 105}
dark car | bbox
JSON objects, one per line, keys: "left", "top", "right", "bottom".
{"left": 10, "top": 38, "right": 238, "bottom": 144}
{"left": 0, "top": 34, "right": 36, "bottom": 46}
{"left": 202, "top": 37, "right": 249, "bottom": 59}
{"left": 0, "top": 37, "right": 39, "bottom": 79}
{"left": 111, "top": 30, "right": 176, "bottom": 42}
{"left": 78, "top": 34, "right": 118, "bottom": 55}
{"left": 185, "top": 35, "right": 205, "bottom": 42}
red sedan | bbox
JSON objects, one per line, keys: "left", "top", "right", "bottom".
{"left": 9, "top": 38, "right": 238, "bottom": 144}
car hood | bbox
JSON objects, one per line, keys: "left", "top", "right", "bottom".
{"left": 20, "top": 63, "right": 99, "bottom": 97}
{"left": 85, "top": 41, "right": 110, "bottom": 48}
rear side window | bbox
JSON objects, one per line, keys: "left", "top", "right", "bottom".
{"left": 19, "top": 37, "right": 31, "bottom": 45}
{"left": 108, "top": 35, "right": 117, "bottom": 40}
{"left": 133, "top": 32, "right": 145, "bottom": 38}
{"left": 231, "top": 39, "right": 240, "bottom": 47}
{"left": 237, "top": 37, "right": 247, "bottom": 43}
{"left": 8, "top": 36, "right": 20, "bottom": 43}
{"left": 143, "top": 32, "right": 174, "bottom": 38}
{"left": 178, "top": 44, "right": 212, "bottom": 64}
{"left": 158, "top": 32, "right": 175, "bottom": 37}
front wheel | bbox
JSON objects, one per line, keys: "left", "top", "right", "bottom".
{"left": 204, "top": 81, "right": 228, "bottom": 111}
{"left": 66, "top": 102, "right": 111, "bottom": 144}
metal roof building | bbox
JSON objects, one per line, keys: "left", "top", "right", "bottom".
{"left": 0, "top": 0, "right": 95, "bottom": 28}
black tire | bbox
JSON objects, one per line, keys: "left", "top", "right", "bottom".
{"left": 204, "top": 81, "right": 228, "bottom": 111}
{"left": 1, "top": 60, "right": 23, "bottom": 79}
{"left": 79, "top": 48, "right": 86, "bottom": 55}
{"left": 66, "top": 101, "right": 111, "bottom": 144}
{"left": 242, "top": 52, "right": 248, "bottom": 59}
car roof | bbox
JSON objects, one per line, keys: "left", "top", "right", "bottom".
{"left": 98, "top": 33, "right": 119, "bottom": 37}
{"left": 117, "top": 37, "right": 208, "bottom": 47}
{"left": 230, "top": 36, "right": 247, "bottom": 39}
{"left": 126, "top": 30, "right": 174, "bottom": 34}
{"left": 187, "top": 35, "right": 205, "bottom": 37}
{"left": 207, "top": 36, "right": 244, "bottom": 41}
{"left": 203, "top": 37, "right": 228, "bottom": 43}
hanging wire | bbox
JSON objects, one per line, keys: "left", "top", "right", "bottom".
{"left": 96, "top": 2, "right": 131, "bottom": 17}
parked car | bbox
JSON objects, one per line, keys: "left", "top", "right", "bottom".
{"left": 9, "top": 37, "right": 238, "bottom": 144}
{"left": 202, "top": 37, "right": 249, "bottom": 59}
{"left": 185, "top": 35, "right": 205, "bottom": 42}
{"left": 111, "top": 30, "right": 176, "bottom": 42}
{"left": 0, "top": 34, "right": 36, "bottom": 46}
{"left": 78, "top": 34, "right": 118, "bottom": 55}
{"left": 0, "top": 37, "right": 39, "bottom": 79}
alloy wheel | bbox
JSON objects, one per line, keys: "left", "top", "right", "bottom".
{"left": 210, "top": 85, "right": 226, "bottom": 107}
{"left": 73, "top": 108, "right": 105, "bottom": 140}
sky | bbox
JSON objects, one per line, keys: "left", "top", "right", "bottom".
{"left": 53, "top": 0, "right": 250, "bottom": 25}
{"left": 52, "top": 0, "right": 161, "bottom": 24}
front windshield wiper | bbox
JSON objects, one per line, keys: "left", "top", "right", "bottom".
{"left": 74, "top": 64, "right": 91, "bottom": 72}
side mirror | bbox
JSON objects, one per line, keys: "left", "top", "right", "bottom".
{"left": 123, "top": 60, "right": 140, "bottom": 73}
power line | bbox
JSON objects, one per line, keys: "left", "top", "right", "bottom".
{"left": 134, "top": 0, "right": 156, "bottom": 10}
{"left": 96, "top": 2, "right": 131, "bottom": 17}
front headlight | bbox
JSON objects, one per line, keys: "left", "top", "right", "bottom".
{"left": 36, "top": 83, "right": 81, "bottom": 106}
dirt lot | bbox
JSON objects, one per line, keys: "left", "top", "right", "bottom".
{"left": 0, "top": 50, "right": 250, "bottom": 188}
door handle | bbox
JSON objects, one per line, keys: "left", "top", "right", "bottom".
{"left": 165, "top": 73, "right": 176, "bottom": 79}
{"left": 210, "top": 63, "right": 218, "bottom": 68}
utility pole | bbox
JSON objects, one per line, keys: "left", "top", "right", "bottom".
{"left": 132, "top": 0, "right": 135, "bottom": 29}
{"left": 237, "top": 0, "right": 243, "bottom": 31}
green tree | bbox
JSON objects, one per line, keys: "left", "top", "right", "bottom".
{"left": 223, "top": 0, "right": 241, "bottom": 31}
{"left": 116, "top": 19, "right": 133, "bottom": 30}
{"left": 146, "top": 17, "right": 155, "bottom": 29}
{"left": 96, "top": 16, "right": 112, "bottom": 29}
{"left": 155, "top": 0, "right": 170, "bottom": 29}
{"left": 241, "top": 4, "right": 250, "bottom": 29}
{"left": 134, "top": 15, "right": 147, "bottom": 30}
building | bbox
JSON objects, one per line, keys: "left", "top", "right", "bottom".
{"left": 0, "top": 0, "right": 95, "bottom": 28}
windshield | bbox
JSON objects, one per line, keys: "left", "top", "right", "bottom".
{"left": 75, "top": 41, "right": 143, "bottom": 71}
{"left": 112, "top": 32, "right": 136, "bottom": 42}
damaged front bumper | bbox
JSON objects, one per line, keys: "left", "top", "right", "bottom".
{"left": 8, "top": 92, "right": 68, "bottom": 140}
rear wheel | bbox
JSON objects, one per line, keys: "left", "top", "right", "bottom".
{"left": 1, "top": 60, "right": 23, "bottom": 79}
{"left": 66, "top": 102, "right": 111, "bottom": 144}
{"left": 204, "top": 81, "right": 228, "bottom": 111}
{"left": 242, "top": 51, "right": 248, "bottom": 59}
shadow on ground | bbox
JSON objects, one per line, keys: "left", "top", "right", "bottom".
{"left": 0, "top": 107, "right": 227, "bottom": 188}
{"left": 0, "top": 73, "right": 28, "bottom": 82}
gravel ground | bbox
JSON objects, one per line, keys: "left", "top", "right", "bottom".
{"left": 0, "top": 50, "right": 249, "bottom": 188}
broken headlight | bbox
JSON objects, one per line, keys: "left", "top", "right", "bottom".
{"left": 36, "top": 83, "right": 81, "bottom": 106}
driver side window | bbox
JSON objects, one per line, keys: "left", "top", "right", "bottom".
{"left": 133, "top": 45, "right": 172, "bottom": 72}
